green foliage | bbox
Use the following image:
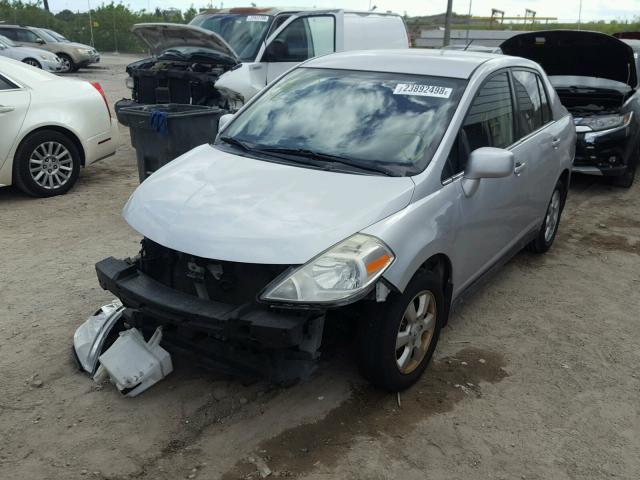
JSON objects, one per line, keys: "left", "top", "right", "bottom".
{"left": 0, "top": 0, "right": 202, "bottom": 52}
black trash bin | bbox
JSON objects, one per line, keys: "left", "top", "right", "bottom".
{"left": 120, "top": 104, "right": 226, "bottom": 181}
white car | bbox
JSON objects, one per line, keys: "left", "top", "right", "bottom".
{"left": 0, "top": 56, "right": 119, "bottom": 197}
{"left": 0, "top": 34, "right": 63, "bottom": 72}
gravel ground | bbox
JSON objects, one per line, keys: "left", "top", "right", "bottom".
{"left": 1, "top": 54, "right": 639, "bottom": 480}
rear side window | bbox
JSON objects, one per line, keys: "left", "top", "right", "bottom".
{"left": 0, "top": 75, "right": 18, "bottom": 90}
{"left": 445, "top": 72, "right": 514, "bottom": 177}
{"left": 0, "top": 28, "right": 17, "bottom": 41}
{"left": 537, "top": 75, "right": 552, "bottom": 124}
{"left": 512, "top": 70, "right": 546, "bottom": 137}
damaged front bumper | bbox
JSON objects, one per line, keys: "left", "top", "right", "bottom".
{"left": 573, "top": 124, "right": 637, "bottom": 176}
{"left": 94, "top": 257, "right": 326, "bottom": 382}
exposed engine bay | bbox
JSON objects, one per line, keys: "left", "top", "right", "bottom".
{"left": 126, "top": 50, "right": 243, "bottom": 111}
{"left": 554, "top": 87, "right": 629, "bottom": 117}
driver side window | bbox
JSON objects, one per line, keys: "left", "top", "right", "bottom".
{"left": 267, "top": 16, "right": 335, "bottom": 62}
{"left": 443, "top": 72, "right": 514, "bottom": 180}
{"left": 16, "top": 29, "right": 41, "bottom": 43}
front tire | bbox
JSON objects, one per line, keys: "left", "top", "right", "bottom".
{"left": 610, "top": 158, "right": 637, "bottom": 188}
{"left": 58, "top": 53, "right": 77, "bottom": 73}
{"left": 22, "top": 58, "right": 42, "bottom": 69}
{"left": 357, "top": 269, "right": 444, "bottom": 391}
{"left": 13, "top": 130, "right": 81, "bottom": 197}
{"left": 527, "top": 180, "right": 565, "bottom": 253}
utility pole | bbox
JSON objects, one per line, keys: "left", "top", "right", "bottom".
{"left": 87, "top": 0, "right": 95, "bottom": 47}
{"left": 43, "top": 0, "right": 50, "bottom": 12}
{"left": 577, "top": 0, "right": 583, "bottom": 30}
{"left": 443, "top": 0, "right": 453, "bottom": 47}
{"left": 464, "top": 0, "right": 472, "bottom": 46}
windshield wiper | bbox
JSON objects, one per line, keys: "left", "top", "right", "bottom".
{"left": 256, "top": 147, "right": 394, "bottom": 176}
{"left": 218, "top": 135, "right": 253, "bottom": 151}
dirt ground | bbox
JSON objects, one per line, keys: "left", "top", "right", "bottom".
{"left": 1, "top": 54, "right": 640, "bottom": 480}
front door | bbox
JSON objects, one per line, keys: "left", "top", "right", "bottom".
{"left": 446, "top": 71, "right": 531, "bottom": 295}
{"left": 262, "top": 14, "right": 336, "bottom": 85}
{"left": 0, "top": 75, "right": 29, "bottom": 169}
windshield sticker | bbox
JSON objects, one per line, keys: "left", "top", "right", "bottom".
{"left": 393, "top": 84, "right": 452, "bottom": 98}
{"left": 247, "top": 15, "right": 269, "bottom": 22}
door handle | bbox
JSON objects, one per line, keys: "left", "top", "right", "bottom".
{"left": 0, "top": 105, "right": 15, "bottom": 114}
{"left": 551, "top": 138, "right": 561, "bottom": 149}
{"left": 514, "top": 161, "right": 526, "bottom": 175}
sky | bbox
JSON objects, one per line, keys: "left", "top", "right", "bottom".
{"left": 54, "top": 0, "right": 640, "bottom": 22}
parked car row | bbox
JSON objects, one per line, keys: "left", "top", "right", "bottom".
{"left": 0, "top": 24, "right": 100, "bottom": 72}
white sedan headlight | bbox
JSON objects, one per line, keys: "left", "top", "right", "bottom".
{"left": 261, "top": 234, "right": 394, "bottom": 304}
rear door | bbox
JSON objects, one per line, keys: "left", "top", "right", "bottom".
{"left": 510, "top": 69, "right": 562, "bottom": 226}
{"left": 262, "top": 13, "right": 337, "bottom": 85}
{"left": 0, "top": 74, "right": 30, "bottom": 168}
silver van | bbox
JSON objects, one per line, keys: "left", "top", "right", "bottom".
{"left": 95, "top": 49, "right": 575, "bottom": 391}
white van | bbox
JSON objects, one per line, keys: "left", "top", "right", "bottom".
{"left": 116, "top": 8, "right": 409, "bottom": 119}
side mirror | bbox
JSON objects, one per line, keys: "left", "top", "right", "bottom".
{"left": 461, "top": 147, "right": 514, "bottom": 197}
{"left": 36, "top": 38, "right": 45, "bottom": 44}
{"left": 218, "top": 113, "right": 235, "bottom": 132}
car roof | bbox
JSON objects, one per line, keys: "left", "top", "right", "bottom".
{"left": 193, "top": 7, "right": 400, "bottom": 16}
{"left": 303, "top": 49, "right": 522, "bottom": 79}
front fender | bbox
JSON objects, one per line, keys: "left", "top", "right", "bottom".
{"left": 362, "top": 184, "right": 461, "bottom": 293}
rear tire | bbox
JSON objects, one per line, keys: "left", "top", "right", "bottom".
{"left": 527, "top": 179, "right": 565, "bottom": 253}
{"left": 13, "top": 130, "right": 81, "bottom": 197}
{"left": 22, "top": 58, "right": 42, "bottom": 69}
{"left": 357, "top": 269, "right": 444, "bottom": 392}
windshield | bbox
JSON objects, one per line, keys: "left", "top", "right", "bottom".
{"left": 44, "top": 29, "right": 68, "bottom": 42}
{"left": 189, "top": 13, "right": 272, "bottom": 61}
{"left": 0, "top": 34, "right": 15, "bottom": 47}
{"left": 220, "top": 68, "right": 466, "bottom": 176}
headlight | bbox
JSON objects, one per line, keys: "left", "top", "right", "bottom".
{"left": 261, "top": 234, "right": 394, "bottom": 304}
{"left": 575, "top": 112, "right": 633, "bottom": 132}
{"left": 125, "top": 77, "right": 134, "bottom": 89}
{"left": 39, "top": 54, "right": 49, "bottom": 59}
{"left": 77, "top": 48, "right": 93, "bottom": 54}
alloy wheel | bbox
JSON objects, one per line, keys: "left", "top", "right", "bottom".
{"left": 29, "top": 141, "right": 74, "bottom": 190}
{"left": 395, "top": 290, "right": 437, "bottom": 374}
{"left": 544, "top": 189, "right": 561, "bottom": 243}
{"left": 60, "top": 56, "right": 71, "bottom": 72}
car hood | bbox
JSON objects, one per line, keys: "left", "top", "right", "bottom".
{"left": 63, "top": 42, "right": 94, "bottom": 50}
{"left": 501, "top": 30, "right": 638, "bottom": 89}
{"left": 123, "top": 145, "right": 415, "bottom": 264}
{"left": 131, "top": 23, "right": 238, "bottom": 63}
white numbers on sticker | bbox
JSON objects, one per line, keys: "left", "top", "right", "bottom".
{"left": 393, "top": 84, "right": 452, "bottom": 98}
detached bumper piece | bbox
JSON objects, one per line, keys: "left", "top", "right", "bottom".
{"left": 95, "top": 257, "right": 325, "bottom": 385}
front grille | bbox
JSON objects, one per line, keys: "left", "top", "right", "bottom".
{"left": 138, "top": 239, "right": 291, "bottom": 306}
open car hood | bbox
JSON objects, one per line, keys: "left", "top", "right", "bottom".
{"left": 122, "top": 144, "right": 415, "bottom": 265}
{"left": 501, "top": 30, "right": 638, "bottom": 89}
{"left": 131, "top": 23, "right": 239, "bottom": 63}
